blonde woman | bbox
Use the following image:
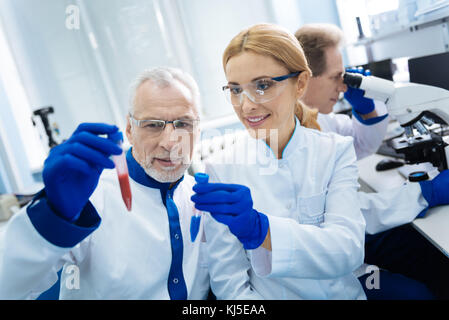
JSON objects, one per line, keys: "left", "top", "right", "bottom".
{"left": 191, "top": 24, "right": 366, "bottom": 299}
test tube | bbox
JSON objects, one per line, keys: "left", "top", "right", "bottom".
{"left": 109, "top": 131, "right": 132, "bottom": 211}
{"left": 191, "top": 172, "right": 209, "bottom": 242}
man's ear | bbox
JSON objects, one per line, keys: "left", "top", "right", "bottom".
{"left": 125, "top": 114, "right": 134, "bottom": 145}
{"left": 296, "top": 71, "right": 310, "bottom": 99}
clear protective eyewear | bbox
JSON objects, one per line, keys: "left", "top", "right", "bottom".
{"left": 129, "top": 114, "right": 199, "bottom": 137}
{"left": 222, "top": 71, "right": 301, "bottom": 107}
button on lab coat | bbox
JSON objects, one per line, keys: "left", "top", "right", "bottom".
{"left": 204, "top": 118, "right": 366, "bottom": 299}
{"left": 0, "top": 169, "right": 258, "bottom": 299}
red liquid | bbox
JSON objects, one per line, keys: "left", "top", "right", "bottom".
{"left": 118, "top": 173, "right": 132, "bottom": 211}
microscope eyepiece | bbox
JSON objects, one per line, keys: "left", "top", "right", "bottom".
{"left": 343, "top": 72, "right": 363, "bottom": 89}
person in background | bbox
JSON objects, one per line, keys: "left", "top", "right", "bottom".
{"left": 296, "top": 23, "right": 388, "bottom": 160}
{"left": 296, "top": 23, "right": 449, "bottom": 299}
{"left": 0, "top": 67, "right": 259, "bottom": 300}
{"left": 192, "top": 23, "right": 366, "bottom": 299}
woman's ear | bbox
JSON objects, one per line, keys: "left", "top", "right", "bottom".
{"left": 296, "top": 71, "right": 310, "bottom": 99}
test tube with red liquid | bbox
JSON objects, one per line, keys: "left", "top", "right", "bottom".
{"left": 109, "top": 131, "right": 132, "bottom": 211}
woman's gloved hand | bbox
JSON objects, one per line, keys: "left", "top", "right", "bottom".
{"left": 191, "top": 182, "right": 269, "bottom": 250}
{"left": 344, "top": 67, "right": 375, "bottom": 115}
{"left": 419, "top": 170, "right": 449, "bottom": 213}
{"left": 43, "top": 123, "right": 122, "bottom": 222}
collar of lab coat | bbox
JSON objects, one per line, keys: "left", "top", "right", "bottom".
{"left": 255, "top": 116, "right": 304, "bottom": 161}
{"left": 126, "top": 148, "right": 184, "bottom": 194}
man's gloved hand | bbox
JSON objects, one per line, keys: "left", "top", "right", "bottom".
{"left": 43, "top": 123, "right": 122, "bottom": 222}
{"left": 419, "top": 170, "right": 449, "bottom": 212}
{"left": 191, "top": 182, "right": 269, "bottom": 250}
{"left": 344, "top": 67, "right": 375, "bottom": 115}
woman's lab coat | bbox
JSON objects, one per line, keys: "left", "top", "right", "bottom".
{"left": 317, "top": 108, "right": 429, "bottom": 234}
{"left": 204, "top": 117, "right": 366, "bottom": 299}
{"left": 0, "top": 169, "right": 257, "bottom": 299}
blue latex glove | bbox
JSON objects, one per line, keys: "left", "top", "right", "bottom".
{"left": 344, "top": 67, "right": 375, "bottom": 115}
{"left": 42, "top": 123, "right": 122, "bottom": 222}
{"left": 191, "top": 182, "right": 269, "bottom": 250}
{"left": 419, "top": 170, "right": 449, "bottom": 215}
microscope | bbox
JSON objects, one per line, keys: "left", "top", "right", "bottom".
{"left": 344, "top": 72, "right": 449, "bottom": 171}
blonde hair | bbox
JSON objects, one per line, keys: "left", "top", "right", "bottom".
{"left": 222, "top": 23, "right": 320, "bottom": 131}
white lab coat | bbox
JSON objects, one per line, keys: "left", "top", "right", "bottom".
{"left": 317, "top": 101, "right": 389, "bottom": 160}
{"left": 317, "top": 105, "right": 429, "bottom": 234}
{"left": 0, "top": 169, "right": 258, "bottom": 299}
{"left": 358, "top": 182, "right": 428, "bottom": 235}
{"left": 204, "top": 117, "right": 366, "bottom": 299}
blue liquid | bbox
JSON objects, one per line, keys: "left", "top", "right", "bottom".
{"left": 190, "top": 215, "right": 201, "bottom": 242}
{"left": 191, "top": 173, "right": 207, "bottom": 242}
{"left": 194, "top": 173, "right": 209, "bottom": 184}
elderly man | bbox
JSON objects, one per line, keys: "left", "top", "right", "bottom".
{"left": 296, "top": 24, "right": 449, "bottom": 299}
{"left": 0, "top": 67, "right": 257, "bottom": 299}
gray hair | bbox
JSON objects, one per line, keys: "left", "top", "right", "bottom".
{"left": 128, "top": 66, "right": 201, "bottom": 115}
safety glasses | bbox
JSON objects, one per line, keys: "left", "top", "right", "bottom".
{"left": 222, "top": 71, "right": 301, "bottom": 107}
{"left": 129, "top": 114, "right": 199, "bottom": 137}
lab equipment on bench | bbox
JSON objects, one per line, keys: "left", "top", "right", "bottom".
{"left": 408, "top": 171, "right": 429, "bottom": 182}
{"left": 32, "top": 106, "right": 59, "bottom": 149}
{"left": 109, "top": 132, "right": 132, "bottom": 211}
{"left": 409, "top": 51, "right": 449, "bottom": 91}
{"left": 344, "top": 72, "right": 449, "bottom": 171}
{"left": 375, "top": 158, "right": 404, "bottom": 171}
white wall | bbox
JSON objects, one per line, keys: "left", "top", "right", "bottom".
{"left": 175, "top": 0, "right": 278, "bottom": 119}
{"left": 0, "top": 0, "right": 117, "bottom": 140}
{"left": 297, "top": 0, "right": 341, "bottom": 26}
{"left": 0, "top": 75, "right": 34, "bottom": 192}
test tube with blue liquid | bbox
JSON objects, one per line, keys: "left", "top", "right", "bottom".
{"left": 191, "top": 172, "right": 208, "bottom": 242}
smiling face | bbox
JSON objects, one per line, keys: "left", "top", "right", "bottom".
{"left": 225, "top": 51, "right": 307, "bottom": 154}
{"left": 126, "top": 79, "right": 199, "bottom": 183}
{"left": 302, "top": 46, "right": 347, "bottom": 114}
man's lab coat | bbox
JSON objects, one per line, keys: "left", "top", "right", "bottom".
{"left": 317, "top": 106, "right": 429, "bottom": 234}
{"left": 0, "top": 152, "right": 258, "bottom": 299}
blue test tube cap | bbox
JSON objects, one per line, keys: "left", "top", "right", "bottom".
{"left": 109, "top": 131, "right": 123, "bottom": 144}
{"left": 194, "top": 172, "right": 209, "bottom": 184}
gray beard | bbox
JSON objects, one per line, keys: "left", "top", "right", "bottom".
{"left": 143, "top": 162, "right": 190, "bottom": 183}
